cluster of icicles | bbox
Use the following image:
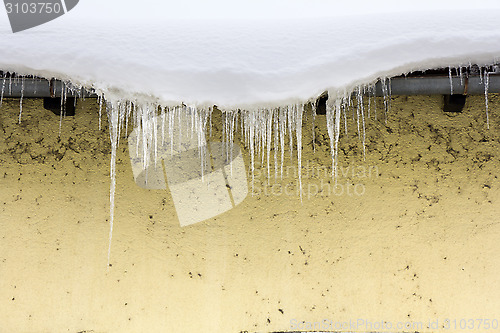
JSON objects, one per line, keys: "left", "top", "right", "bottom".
{"left": 0, "top": 64, "right": 496, "bottom": 267}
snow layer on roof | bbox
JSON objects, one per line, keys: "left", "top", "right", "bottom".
{"left": 0, "top": 1, "right": 499, "bottom": 108}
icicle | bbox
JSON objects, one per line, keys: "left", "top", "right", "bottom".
{"left": 58, "top": 82, "right": 65, "bottom": 135}
{"left": 448, "top": 67, "right": 454, "bottom": 95}
{"left": 209, "top": 106, "right": 213, "bottom": 138}
{"left": 357, "top": 86, "right": 366, "bottom": 159}
{"left": 348, "top": 94, "right": 355, "bottom": 121}
{"left": 295, "top": 104, "right": 303, "bottom": 201}
{"left": 98, "top": 94, "right": 103, "bottom": 131}
{"left": 273, "top": 108, "right": 279, "bottom": 180}
{"left": 169, "top": 106, "right": 175, "bottom": 156}
{"left": 279, "top": 107, "right": 286, "bottom": 179}
{"left": 311, "top": 101, "right": 317, "bottom": 153}
{"left": 484, "top": 70, "right": 490, "bottom": 129}
{"left": 223, "top": 109, "right": 238, "bottom": 167}
{"left": 381, "top": 77, "right": 389, "bottom": 123}
{"left": 159, "top": 105, "right": 165, "bottom": 144}
{"left": 238, "top": 105, "right": 303, "bottom": 198}
{"left": 356, "top": 89, "right": 361, "bottom": 140}
{"left": 229, "top": 109, "right": 236, "bottom": 173}
{"left": 367, "top": 89, "right": 371, "bottom": 119}
{"left": 222, "top": 110, "right": 228, "bottom": 158}
{"left": 254, "top": 111, "right": 262, "bottom": 166}
{"left": 125, "top": 100, "right": 133, "bottom": 137}
{"left": 342, "top": 101, "right": 348, "bottom": 136}
{"left": 152, "top": 106, "right": 158, "bottom": 168}
{"left": 327, "top": 98, "right": 342, "bottom": 182}
{"left": 63, "top": 83, "right": 68, "bottom": 110}
{"left": 368, "top": 83, "right": 376, "bottom": 119}
{"left": 266, "top": 109, "right": 273, "bottom": 183}
{"left": 386, "top": 77, "right": 392, "bottom": 121}
{"left": 106, "top": 100, "right": 120, "bottom": 268}
{"left": 0, "top": 75, "right": 5, "bottom": 107}
{"left": 387, "top": 77, "right": 392, "bottom": 99}
{"left": 287, "top": 106, "right": 294, "bottom": 160}
{"left": 18, "top": 77, "right": 24, "bottom": 124}
{"left": 247, "top": 110, "right": 256, "bottom": 189}
{"left": 259, "top": 111, "right": 265, "bottom": 165}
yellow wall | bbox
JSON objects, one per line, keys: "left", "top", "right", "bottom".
{"left": 0, "top": 95, "right": 499, "bottom": 332}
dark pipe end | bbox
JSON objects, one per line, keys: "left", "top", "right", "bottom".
{"left": 443, "top": 94, "right": 466, "bottom": 113}
{"left": 315, "top": 91, "right": 328, "bottom": 115}
{"left": 43, "top": 97, "right": 76, "bottom": 116}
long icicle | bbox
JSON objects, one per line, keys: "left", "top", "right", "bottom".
{"left": 107, "top": 100, "right": 120, "bottom": 268}
{"left": 296, "top": 104, "right": 303, "bottom": 201}
{"left": 0, "top": 75, "right": 5, "bottom": 107}
{"left": 18, "top": 76, "right": 24, "bottom": 124}
{"left": 484, "top": 69, "right": 490, "bottom": 129}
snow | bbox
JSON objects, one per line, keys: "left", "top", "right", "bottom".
{"left": 2, "top": 0, "right": 500, "bottom": 264}
{"left": 0, "top": 2, "right": 499, "bottom": 108}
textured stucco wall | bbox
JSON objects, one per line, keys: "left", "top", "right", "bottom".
{"left": 0, "top": 95, "right": 499, "bottom": 332}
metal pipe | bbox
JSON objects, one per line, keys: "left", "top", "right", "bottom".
{"left": 0, "top": 74, "right": 499, "bottom": 99}
{"left": 0, "top": 77, "right": 97, "bottom": 98}
{"left": 372, "top": 74, "right": 500, "bottom": 96}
